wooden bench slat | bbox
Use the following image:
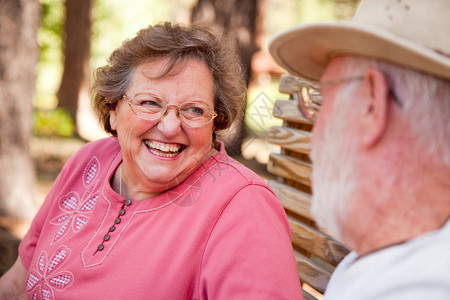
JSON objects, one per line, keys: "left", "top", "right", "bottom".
{"left": 273, "top": 99, "right": 312, "bottom": 125}
{"left": 267, "top": 153, "right": 312, "bottom": 186}
{"left": 267, "top": 126, "right": 311, "bottom": 154}
{"left": 279, "top": 73, "right": 319, "bottom": 95}
{"left": 290, "top": 218, "right": 350, "bottom": 267}
{"left": 302, "top": 289, "right": 319, "bottom": 300}
{"left": 295, "top": 251, "right": 331, "bottom": 294}
{"left": 268, "top": 180, "right": 312, "bottom": 220}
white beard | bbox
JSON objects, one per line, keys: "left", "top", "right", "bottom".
{"left": 310, "top": 94, "right": 358, "bottom": 240}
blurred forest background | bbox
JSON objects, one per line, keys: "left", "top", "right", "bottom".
{"left": 0, "top": 0, "right": 359, "bottom": 275}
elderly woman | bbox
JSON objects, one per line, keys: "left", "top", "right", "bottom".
{"left": 0, "top": 22, "right": 301, "bottom": 299}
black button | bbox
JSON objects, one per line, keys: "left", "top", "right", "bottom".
{"left": 115, "top": 217, "right": 121, "bottom": 224}
{"left": 104, "top": 234, "right": 110, "bottom": 241}
{"left": 119, "top": 209, "right": 126, "bottom": 216}
{"left": 109, "top": 225, "right": 116, "bottom": 232}
{"left": 125, "top": 199, "right": 131, "bottom": 206}
{"left": 97, "top": 244, "right": 104, "bottom": 251}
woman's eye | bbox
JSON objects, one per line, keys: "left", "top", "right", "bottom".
{"left": 142, "top": 100, "right": 161, "bottom": 107}
{"left": 136, "top": 98, "right": 163, "bottom": 108}
{"left": 189, "top": 107, "right": 204, "bottom": 115}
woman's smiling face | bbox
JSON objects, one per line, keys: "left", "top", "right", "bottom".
{"left": 109, "top": 59, "right": 216, "bottom": 199}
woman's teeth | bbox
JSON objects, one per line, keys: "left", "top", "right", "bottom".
{"left": 145, "top": 141, "right": 182, "bottom": 157}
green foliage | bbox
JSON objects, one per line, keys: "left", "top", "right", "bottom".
{"left": 39, "top": 0, "right": 64, "bottom": 63}
{"left": 33, "top": 108, "right": 75, "bottom": 137}
{"left": 35, "top": 0, "right": 64, "bottom": 109}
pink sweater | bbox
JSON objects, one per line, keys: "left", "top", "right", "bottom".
{"left": 19, "top": 137, "right": 302, "bottom": 299}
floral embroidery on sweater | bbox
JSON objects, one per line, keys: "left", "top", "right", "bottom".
{"left": 49, "top": 157, "right": 100, "bottom": 245}
{"left": 83, "top": 157, "right": 100, "bottom": 187}
{"left": 26, "top": 246, "right": 74, "bottom": 299}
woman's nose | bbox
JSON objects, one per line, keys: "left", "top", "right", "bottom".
{"left": 156, "top": 108, "right": 182, "bottom": 137}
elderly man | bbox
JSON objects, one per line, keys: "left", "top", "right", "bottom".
{"left": 270, "top": 0, "right": 450, "bottom": 299}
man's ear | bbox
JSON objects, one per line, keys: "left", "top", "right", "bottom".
{"left": 359, "top": 67, "right": 390, "bottom": 148}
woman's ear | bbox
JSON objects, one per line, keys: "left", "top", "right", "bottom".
{"left": 109, "top": 107, "right": 118, "bottom": 131}
{"left": 359, "top": 67, "right": 390, "bottom": 148}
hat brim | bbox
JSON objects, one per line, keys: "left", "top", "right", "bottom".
{"left": 269, "top": 22, "right": 450, "bottom": 82}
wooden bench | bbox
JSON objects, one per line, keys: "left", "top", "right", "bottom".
{"left": 266, "top": 74, "right": 350, "bottom": 299}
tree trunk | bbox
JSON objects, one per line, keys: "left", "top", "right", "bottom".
{"left": 57, "top": 0, "right": 93, "bottom": 136}
{"left": 191, "top": 0, "right": 261, "bottom": 156}
{"left": 0, "top": 0, "right": 40, "bottom": 220}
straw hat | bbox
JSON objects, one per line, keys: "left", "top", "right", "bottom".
{"left": 269, "top": 0, "right": 450, "bottom": 82}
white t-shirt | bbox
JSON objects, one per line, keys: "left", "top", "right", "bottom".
{"left": 324, "top": 219, "right": 450, "bottom": 299}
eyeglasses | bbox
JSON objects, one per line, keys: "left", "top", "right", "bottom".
{"left": 123, "top": 93, "right": 217, "bottom": 128}
{"left": 293, "top": 76, "right": 403, "bottom": 122}
{"left": 293, "top": 76, "right": 364, "bottom": 122}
